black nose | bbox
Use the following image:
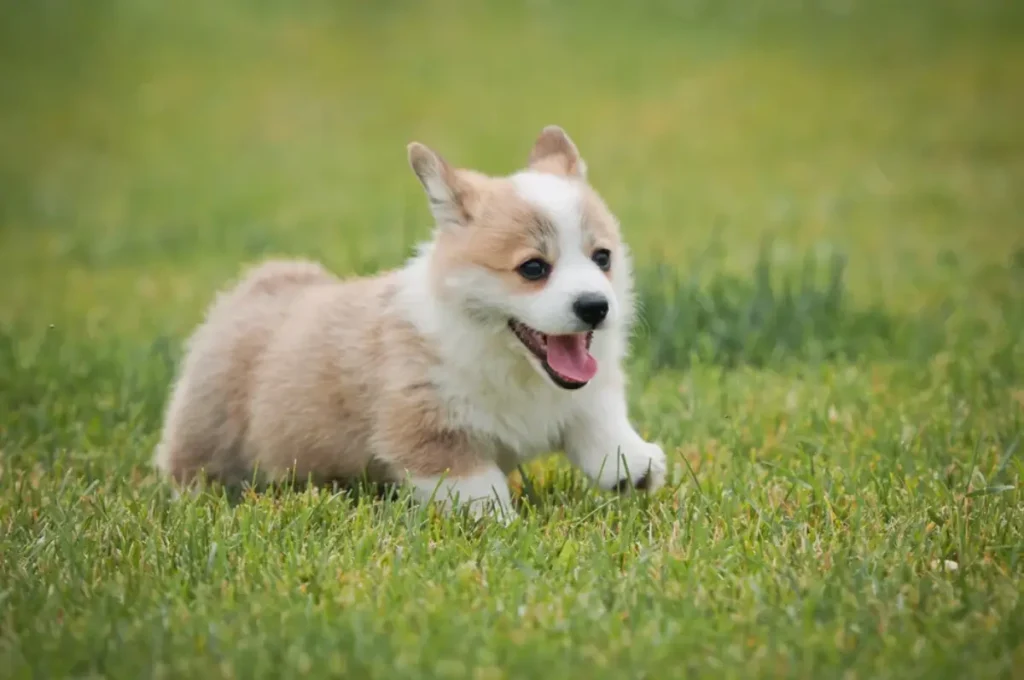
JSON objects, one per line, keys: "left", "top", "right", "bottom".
{"left": 573, "top": 293, "right": 609, "bottom": 328}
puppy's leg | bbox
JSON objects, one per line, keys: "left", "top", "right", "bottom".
{"left": 374, "top": 401, "right": 515, "bottom": 521}
{"left": 563, "top": 386, "right": 667, "bottom": 493}
{"left": 409, "top": 463, "right": 515, "bottom": 523}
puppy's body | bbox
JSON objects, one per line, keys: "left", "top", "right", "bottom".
{"left": 155, "top": 127, "right": 667, "bottom": 518}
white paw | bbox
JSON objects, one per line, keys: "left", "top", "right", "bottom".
{"left": 410, "top": 466, "right": 517, "bottom": 523}
{"left": 600, "top": 441, "right": 667, "bottom": 493}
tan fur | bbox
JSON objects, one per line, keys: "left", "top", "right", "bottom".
{"left": 579, "top": 184, "right": 620, "bottom": 282}
{"left": 154, "top": 260, "right": 490, "bottom": 487}
{"left": 155, "top": 126, "right": 656, "bottom": 504}
{"left": 424, "top": 171, "right": 621, "bottom": 296}
{"left": 528, "top": 125, "right": 586, "bottom": 177}
{"left": 431, "top": 176, "right": 560, "bottom": 295}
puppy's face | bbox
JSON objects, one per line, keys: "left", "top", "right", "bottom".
{"left": 409, "top": 127, "right": 630, "bottom": 390}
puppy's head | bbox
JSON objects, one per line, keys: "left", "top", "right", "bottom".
{"left": 408, "top": 126, "right": 631, "bottom": 390}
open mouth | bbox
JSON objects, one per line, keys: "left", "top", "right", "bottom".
{"left": 508, "top": 320, "right": 597, "bottom": 390}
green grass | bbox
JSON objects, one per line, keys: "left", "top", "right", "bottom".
{"left": 2, "top": 0, "right": 1024, "bottom": 677}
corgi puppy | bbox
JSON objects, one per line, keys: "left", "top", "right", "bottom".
{"left": 154, "top": 126, "right": 667, "bottom": 520}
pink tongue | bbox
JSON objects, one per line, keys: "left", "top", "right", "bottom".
{"left": 545, "top": 334, "right": 598, "bottom": 383}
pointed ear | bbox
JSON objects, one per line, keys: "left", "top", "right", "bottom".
{"left": 528, "top": 125, "right": 587, "bottom": 178}
{"left": 407, "top": 142, "right": 470, "bottom": 227}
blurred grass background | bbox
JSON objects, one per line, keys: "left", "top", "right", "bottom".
{"left": 2, "top": 1, "right": 1024, "bottom": 678}
{"left": 2, "top": 0, "right": 1022, "bottom": 334}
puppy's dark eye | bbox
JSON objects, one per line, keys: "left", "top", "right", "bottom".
{"left": 516, "top": 258, "right": 551, "bottom": 281}
{"left": 592, "top": 248, "right": 612, "bottom": 272}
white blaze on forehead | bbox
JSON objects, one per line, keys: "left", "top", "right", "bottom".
{"left": 508, "top": 170, "right": 616, "bottom": 337}
{"left": 510, "top": 171, "right": 584, "bottom": 253}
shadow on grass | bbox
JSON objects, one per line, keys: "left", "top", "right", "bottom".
{"left": 205, "top": 474, "right": 406, "bottom": 508}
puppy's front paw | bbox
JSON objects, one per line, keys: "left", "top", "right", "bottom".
{"left": 610, "top": 442, "right": 667, "bottom": 494}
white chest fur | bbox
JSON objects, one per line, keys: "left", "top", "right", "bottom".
{"left": 395, "top": 252, "right": 590, "bottom": 463}
{"left": 427, "top": 325, "right": 581, "bottom": 462}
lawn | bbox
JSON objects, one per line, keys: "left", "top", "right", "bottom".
{"left": 2, "top": 0, "right": 1023, "bottom": 678}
